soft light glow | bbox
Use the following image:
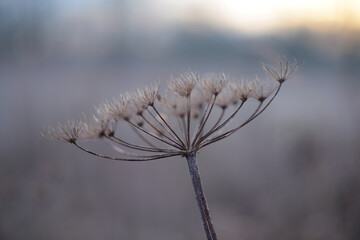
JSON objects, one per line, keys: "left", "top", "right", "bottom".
{"left": 155, "top": 0, "right": 360, "bottom": 33}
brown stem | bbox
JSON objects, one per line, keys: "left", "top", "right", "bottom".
{"left": 131, "top": 126, "right": 158, "bottom": 149}
{"left": 214, "top": 83, "right": 282, "bottom": 142}
{"left": 106, "top": 135, "right": 171, "bottom": 153}
{"left": 152, "top": 106, "right": 186, "bottom": 147}
{"left": 146, "top": 109, "right": 179, "bottom": 143}
{"left": 140, "top": 114, "right": 183, "bottom": 148}
{"left": 199, "top": 102, "right": 262, "bottom": 149}
{"left": 192, "top": 95, "right": 217, "bottom": 146}
{"left": 73, "top": 142, "right": 180, "bottom": 161}
{"left": 186, "top": 154, "right": 217, "bottom": 240}
{"left": 199, "top": 83, "right": 283, "bottom": 149}
{"left": 195, "top": 107, "right": 227, "bottom": 147}
{"left": 127, "top": 120, "right": 182, "bottom": 149}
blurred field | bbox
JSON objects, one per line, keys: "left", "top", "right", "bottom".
{"left": 1, "top": 1, "right": 360, "bottom": 240}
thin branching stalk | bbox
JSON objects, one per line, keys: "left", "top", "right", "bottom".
{"left": 146, "top": 109, "right": 180, "bottom": 143}
{"left": 73, "top": 142, "right": 181, "bottom": 161}
{"left": 106, "top": 135, "right": 162, "bottom": 152}
{"left": 200, "top": 83, "right": 283, "bottom": 148}
{"left": 105, "top": 141, "right": 165, "bottom": 157}
{"left": 152, "top": 105, "right": 186, "bottom": 148}
{"left": 107, "top": 135, "right": 178, "bottom": 153}
{"left": 196, "top": 100, "right": 246, "bottom": 146}
{"left": 140, "top": 114, "right": 184, "bottom": 148}
{"left": 198, "top": 102, "right": 263, "bottom": 149}
{"left": 192, "top": 95, "right": 217, "bottom": 145}
{"left": 130, "top": 126, "right": 159, "bottom": 149}
{"left": 127, "top": 119, "right": 183, "bottom": 149}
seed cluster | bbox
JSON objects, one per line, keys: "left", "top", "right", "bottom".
{"left": 43, "top": 58, "right": 297, "bottom": 161}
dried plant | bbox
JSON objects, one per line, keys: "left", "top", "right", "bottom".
{"left": 43, "top": 58, "right": 297, "bottom": 240}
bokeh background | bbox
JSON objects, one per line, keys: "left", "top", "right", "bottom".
{"left": 1, "top": 0, "right": 360, "bottom": 239}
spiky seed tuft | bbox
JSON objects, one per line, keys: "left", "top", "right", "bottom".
{"left": 43, "top": 120, "right": 83, "bottom": 143}
{"left": 127, "top": 92, "right": 148, "bottom": 116}
{"left": 201, "top": 73, "right": 228, "bottom": 96}
{"left": 101, "top": 95, "right": 130, "bottom": 121}
{"left": 45, "top": 62, "right": 296, "bottom": 155}
{"left": 169, "top": 72, "right": 198, "bottom": 97}
{"left": 137, "top": 84, "right": 160, "bottom": 106}
{"left": 228, "top": 81, "right": 253, "bottom": 102}
{"left": 250, "top": 79, "right": 276, "bottom": 102}
{"left": 82, "top": 114, "right": 117, "bottom": 139}
{"left": 262, "top": 57, "right": 298, "bottom": 84}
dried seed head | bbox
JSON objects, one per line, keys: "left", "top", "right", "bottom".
{"left": 127, "top": 92, "right": 148, "bottom": 116}
{"left": 102, "top": 95, "right": 130, "bottom": 120}
{"left": 228, "top": 81, "right": 253, "bottom": 101}
{"left": 169, "top": 72, "right": 198, "bottom": 97}
{"left": 82, "top": 114, "right": 116, "bottom": 139}
{"left": 262, "top": 57, "right": 298, "bottom": 83}
{"left": 201, "top": 73, "right": 227, "bottom": 96}
{"left": 250, "top": 79, "right": 276, "bottom": 102}
{"left": 46, "top": 65, "right": 293, "bottom": 155}
{"left": 137, "top": 84, "right": 160, "bottom": 106}
{"left": 43, "top": 120, "right": 83, "bottom": 143}
{"left": 96, "top": 101, "right": 115, "bottom": 121}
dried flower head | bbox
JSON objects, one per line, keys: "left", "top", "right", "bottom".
{"left": 43, "top": 121, "right": 82, "bottom": 143}
{"left": 169, "top": 72, "right": 198, "bottom": 97}
{"left": 251, "top": 79, "right": 276, "bottom": 102}
{"left": 137, "top": 84, "right": 160, "bottom": 106}
{"left": 228, "top": 80, "right": 253, "bottom": 102}
{"left": 103, "top": 95, "right": 130, "bottom": 120}
{"left": 45, "top": 60, "right": 296, "bottom": 157}
{"left": 201, "top": 73, "right": 228, "bottom": 96}
{"left": 82, "top": 114, "right": 117, "bottom": 139}
{"left": 126, "top": 92, "right": 148, "bottom": 116}
{"left": 262, "top": 57, "right": 298, "bottom": 83}
{"left": 44, "top": 58, "right": 297, "bottom": 240}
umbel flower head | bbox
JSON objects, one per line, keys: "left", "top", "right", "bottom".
{"left": 43, "top": 58, "right": 297, "bottom": 240}
{"left": 43, "top": 58, "right": 297, "bottom": 161}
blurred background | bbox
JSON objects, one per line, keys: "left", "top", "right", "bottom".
{"left": 1, "top": 0, "right": 360, "bottom": 239}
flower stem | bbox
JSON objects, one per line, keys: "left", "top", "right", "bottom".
{"left": 186, "top": 154, "right": 217, "bottom": 240}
